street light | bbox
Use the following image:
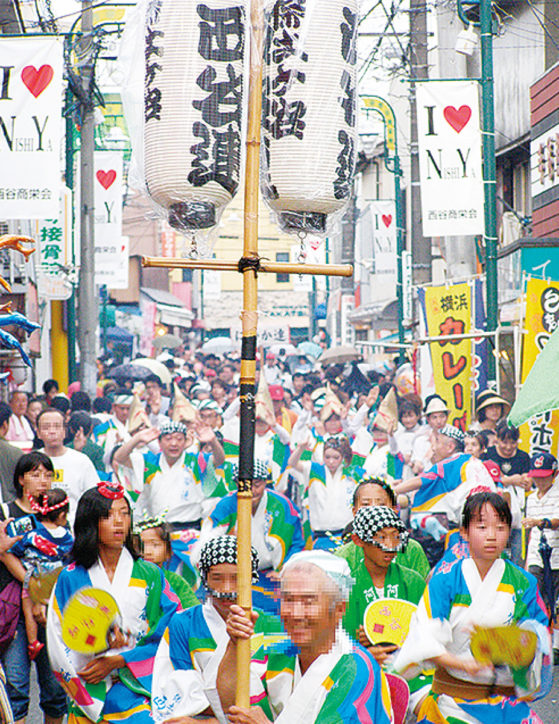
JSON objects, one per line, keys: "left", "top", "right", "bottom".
{"left": 361, "top": 95, "right": 406, "bottom": 364}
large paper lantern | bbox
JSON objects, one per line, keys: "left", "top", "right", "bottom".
{"left": 143, "top": 0, "right": 245, "bottom": 231}
{"left": 261, "top": 0, "right": 358, "bottom": 234}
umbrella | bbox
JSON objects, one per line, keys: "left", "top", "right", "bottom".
{"left": 153, "top": 333, "right": 182, "bottom": 350}
{"left": 133, "top": 357, "right": 173, "bottom": 384}
{"left": 318, "top": 345, "right": 361, "bottom": 366}
{"left": 297, "top": 341, "right": 322, "bottom": 359}
{"left": 108, "top": 363, "right": 153, "bottom": 382}
{"left": 269, "top": 342, "right": 297, "bottom": 356}
{"left": 201, "top": 336, "right": 237, "bottom": 355}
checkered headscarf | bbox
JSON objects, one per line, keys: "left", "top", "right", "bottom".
{"left": 439, "top": 424, "right": 465, "bottom": 448}
{"left": 159, "top": 420, "right": 187, "bottom": 437}
{"left": 199, "top": 535, "right": 259, "bottom": 584}
{"left": 231, "top": 459, "right": 272, "bottom": 484}
{"left": 353, "top": 505, "right": 409, "bottom": 551}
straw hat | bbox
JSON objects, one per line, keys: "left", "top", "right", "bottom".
{"left": 127, "top": 393, "right": 151, "bottom": 433}
{"left": 319, "top": 386, "right": 344, "bottom": 422}
{"left": 372, "top": 388, "right": 398, "bottom": 433}
{"left": 423, "top": 394, "right": 449, "bottom": 416}
{"left": 475, "top": 390, "right": 511, "bottom": 415}
{"left": 172, "top": 383, "right": 197, "bottom": 423}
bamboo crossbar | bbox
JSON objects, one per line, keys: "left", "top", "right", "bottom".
{"left": 142, "top": 255, "right": 353, "bottom": 277}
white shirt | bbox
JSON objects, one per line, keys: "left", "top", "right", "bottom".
{"left": 49, "top": 448, "right": 99, "bottom": 525}
{"left": 142, "top": 452, "right": 206, "bottom": 524}
{"left": 526, "top": 481, "right": 559, "bottom": 569}
{"left": 301, "top": 461, "right": 355, "bottom": 532}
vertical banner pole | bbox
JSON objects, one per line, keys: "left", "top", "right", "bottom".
{"left": 236, "top": 0, "right": 264, "bottom": 707}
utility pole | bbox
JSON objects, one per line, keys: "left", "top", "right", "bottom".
{"left": 480, "top": 0, "right": 498, "bottom": 383}
{"left": 409, "top": 0, "right": 431, "bottom": 286}
{"left": 77, "top": 0, "right": 98, "bottom": 396}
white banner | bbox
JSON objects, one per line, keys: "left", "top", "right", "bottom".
{"left": 0, "top": 38, "right": 63, "bottom": 218}
{"left": 94, "top": 151, "right": 124, "bottom": 285}
{"left": 416, "top": 80, "right": 484, "bottom": 237}
{"left": 369, "top": 200, "right": 397, "bottom": 296}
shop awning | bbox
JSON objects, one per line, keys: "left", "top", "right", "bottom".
{"left": 141, "top": 287, "right": 193, "bottom": 328}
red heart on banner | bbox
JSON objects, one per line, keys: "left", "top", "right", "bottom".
{"left": 96, "top": 170, "right": 116, "bottom": 189}
{"left": 382, "top": 214, "right": 392, "bottom": 228}
{"left": 21, "top": 65, "right": 54, "bottom": 98}
{"left": 443, "top": 105, "right": 472, "bottom": 133}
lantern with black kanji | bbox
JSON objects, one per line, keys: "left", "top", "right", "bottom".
{"left": 143, "top": 0, "right": 245, "bottom": 231}
{"left": 261, "top": 0, "right": 358, "bottom": 234}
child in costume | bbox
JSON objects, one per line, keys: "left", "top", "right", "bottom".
{"left": 394, "top": 491, "right": 552, "bottom": 724}
{"left": 4, "top": 488, "right": 73, "bottom": 660}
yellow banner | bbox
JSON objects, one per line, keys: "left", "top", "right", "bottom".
{"left": 518, "top": 279, "right": 559, "bottom": 456}
{"left": 424, "top": 283, "right": 472, "bottom": 430}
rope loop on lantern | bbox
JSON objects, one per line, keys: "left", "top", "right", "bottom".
{"left": 187, "top": 234, "right": 199, "bottom": 259}
{"left": 237, "top": 256, "right": 261, "bottom": 276}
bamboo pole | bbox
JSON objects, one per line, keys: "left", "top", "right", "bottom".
{"left": 142, "top": 256, "right": 353, "bottom": 277}
{"left": 235, "top": 0, "right": 264, "bottom": 707}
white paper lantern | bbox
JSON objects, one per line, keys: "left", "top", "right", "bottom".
{"left": 261, "top": 0, "right": 359, "bottom": 234}
{"left": 143, "top": 0, "right": 245, "bottom": 231}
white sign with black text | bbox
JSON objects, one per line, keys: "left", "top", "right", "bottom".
{"left": 416, "top": 80, "right": 484, "bottom": 237}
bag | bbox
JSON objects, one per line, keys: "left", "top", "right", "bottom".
{"left": 0, "top": 579, "right": 21, "bottom": 654}
{"left": 0, "top": 502, "right": 21, "bottom": 653}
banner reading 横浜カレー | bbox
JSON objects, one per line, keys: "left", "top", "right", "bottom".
{"left": 416, "top": 80, "right": 484, "bottom": 237}
{"left": 422, "top": 282, "right": 473, "bottom": 430}
{"left": 0, "top": 38, "right": 63, "bottom": 218}
{"left": 518, "top": 278, "right": 559, "bottom": 457}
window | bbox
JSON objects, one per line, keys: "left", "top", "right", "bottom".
{"left": 275, "top": 252, "right": 289, "bottom": 283}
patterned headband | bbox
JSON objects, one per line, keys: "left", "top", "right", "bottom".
{"left": 28, "top": 493, "right": 69, "bottom": 516}
{"left": 133, "top": 510, "right": 168, "bottom": 534}
{"left": 353, "top": 505, "right": 409, "bottom": 551}
{"left": 199, "top": 535, "right": 259, "bottom": 585}
{"left": 231, "top": 459, "right": 271, "bottom": 484}
{"left": 97, "top": 481, "right": 125, "bottom": 500}
{"left": 159, "top": 420, "right": 188, "bottom": 437}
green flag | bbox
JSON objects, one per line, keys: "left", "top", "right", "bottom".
{"left": 509, "top": 326, "right": 559, "bottom": 427}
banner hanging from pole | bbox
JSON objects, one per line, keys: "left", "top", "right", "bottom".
{"left": 0, "top": 37, "right": 63, "bottom": 218}
{"left": 93, "top": 151, "right": 124, "bottom": 286}
{"left": 518, "top": 278, "right": 559, "bottom": 457}
{"left": 416, "top": 80, "right": 484, "bottom": 237}
{"left": 421, "top": 282, "right": 473, "bottom": 430}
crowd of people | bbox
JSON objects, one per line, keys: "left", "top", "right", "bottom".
{"left": 0, "top": 345, "right": 555, "bottom": 724}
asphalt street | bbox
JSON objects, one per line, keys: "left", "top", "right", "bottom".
{"left": 24, "top": 663, "right": 559, "bottom": 723}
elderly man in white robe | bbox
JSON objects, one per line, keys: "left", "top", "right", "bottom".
{"left": 209, "top": 551, "right": 393, "bottom": 723}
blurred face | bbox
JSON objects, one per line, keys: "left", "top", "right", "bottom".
{"left": 281, "top": 568, "right": 342, "bottom": 651}
{"left": 324, "top": 413, "right": 342, "bottom": 434}
{"left": 112, "top": 403, "right": 130, "bottom": 424}
{"left": 206, "top": 562, "right": 238, "bottom": 619}
{"left": 464, "top": 436, "right": 482, "bottom": 457}
{"left": 11, "top": 392, "right": 27, "bottom": 416}
{"left": 484, "top": 404, "right": 503, "bottom": 423}
{"left": 431, "top": 432, "right": 455, "bottom": 463}
{"left": 37, "top": 411, "right": 65, "bottom": 450}
{"left": 292, "top": 375, "right": 305, "bottom": 394}
{"left": 495, "top": 435, "right": 517, "bottom": 458}
{"left": 324, "top": 447, "right": 343, "bottom": 473}
{"left": 219, "top": 367, "right": 235, "bottom": 384}
{"left": 255, "top": 418, "right": 270, "bottom": 436}
{"left": 401, "top": 409, "right": 419, "bottom": 430}
{"left": 26, "top": 401, "right": 43, "bottom": 425}
{"left": 98, "top": 497, "right": 131, "bottom": 551}
{"left": 251, "top": 478, "right": 267, "bottom": 510}
{"left": 528, "top": 472, "right": 556, "bottom": 492}
{"left": 427, "top": 411, "right": 448, "bottom": 431}
{"left": 145, "top": 382, "right": 161, "bottom": 403}
{"left": 354, "top": 483, "right": 392, "bottom": 513}
{"left": 199, "top": 409, "right": 219, "bottom": 428}
{"left": 140, "top": 528, "right": 169, "bottom": 566}
{"left": 461, "top": 503, "right": 509, "bottom": 565}
{"left": 371, "top": 427, "right": 388, "bottom": 446}
{"left": 19, "top": 463, "right": 52, "bottom": 499}
{"left": 358, "top": 528, "right": 400, "bottom": 570}
{"left": 159, "top": 432, "right": 187, "bottom": 464}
